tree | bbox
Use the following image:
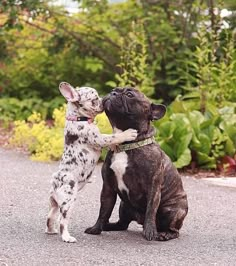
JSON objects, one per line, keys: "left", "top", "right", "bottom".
{"left": 0, "top": 0, "right": 48, "bottom": 30}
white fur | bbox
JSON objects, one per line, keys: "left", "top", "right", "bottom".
{"left": 110, "top": 152, "right": 129, "bottom": 194}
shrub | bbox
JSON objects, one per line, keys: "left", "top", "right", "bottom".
{"left": 9, "top": 101, "right": 236, "bottom": 169}
{"left": 0, "top": 97, "right": 64, "bottom": 122}
{"left": 154, "top": 113, "right": 192, "bottom": 168}
{"left": 154, "top": 104, "right": 236, "bottom": 169}
{"left": 10, "top": 106, "right": 113, "bottom": 162}
{"left": 10, "top": 107, "right": 66, "bottom": 161}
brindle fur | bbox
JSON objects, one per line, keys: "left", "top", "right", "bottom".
{"left": 85, "top": 87, "right": 188, "bottom": 241}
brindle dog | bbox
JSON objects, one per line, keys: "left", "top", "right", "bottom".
{"left": 85, "top": 87, "right": 188, "bottom": 241}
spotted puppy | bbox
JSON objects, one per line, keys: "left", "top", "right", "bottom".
{"left": 45, "top": 82, "right": 137, "bottom": 243}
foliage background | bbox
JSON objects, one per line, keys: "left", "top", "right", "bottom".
{"left": 0, "top": 0, "right": 236, "bottom": 170}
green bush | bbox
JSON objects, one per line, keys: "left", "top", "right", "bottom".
{"left": 10, "top": 107, "right": 113, "bottom": 162}
{"left": 10, "top": 108, "right": 65, "bottom": 161}
{"left": 8, "top": 100, "right": 236, "bottom": 168}
{"left": 0, "top": 97, "right": 64, "bottom": 122}
{"left": 154, "top": 113, "right": 192, "bottom": 168}
{"left": 154, "top": 104, "right": 236, "bottom": 169}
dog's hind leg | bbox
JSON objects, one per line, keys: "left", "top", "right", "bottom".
{"left": 58, "top": 181, "right": 78, "bottom": 243}
{"left": 46, "top": 195, "right": 59, "bottom": 234}
{"left": 156, "top": 207, "right": 188, "bottom": 241}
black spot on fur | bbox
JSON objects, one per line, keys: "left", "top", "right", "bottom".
{"left": 87, "top": 171, "right": 93, "bottom": 179}
{"left": 71, "top": 157, "right": 77, "bottom": 164}
{"left": 61, "top": 174, "right": 66, "bottom": 182}
{"left": 79, "top": 152, "right": 83, "bottom": 157}
{"left": 62, "top": 210, "right": 67, "bottom": 218}
{"left": 66, "top": 157, "right": 78, "bottom": 165}
{"left": 65, "top": 133, "right": 78, "bottom": 145}
{"left": 69, "top": 180, "right": 75, "bottom": 189}
{"left": 60, "top": 224, "right": 64, "bottom": 234}
{"left": 52, "top": 182, "right": 57, "bottom": 190}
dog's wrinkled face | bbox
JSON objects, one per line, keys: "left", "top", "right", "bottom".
{"left": 59, "top": 82, "right": 103, "bottom": 117}
{"left": 103, "top": 87, "right": 166, "bottom": 137}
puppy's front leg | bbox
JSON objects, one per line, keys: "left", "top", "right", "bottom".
{"left": 108, "top": 128, "right": 137, "bottom": 145}
{"left": 86, "top": 127, "right": 137, "bottom": 148}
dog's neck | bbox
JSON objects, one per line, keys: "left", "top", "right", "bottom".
{"left": 137, "top": 125, "right": 156, "bottom": 141}
{"left": 66, "top": 103, "right": 95, "bottom": 122}
{"left": 113, "top": 124, "right": 156, "bottom": 142}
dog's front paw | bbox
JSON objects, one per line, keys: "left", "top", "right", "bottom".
{"left": 85, "top": 226, "right": 102, "bottom": 235}
{"left": 62, "top": 235, "right": 77, "bottom": 243}
{"left": 143, "top": 224, "right": 158, "bottom": 241}
{"left": 155, "top": 231, "right": 179, "bottom": 241}
{"left": 123, "top": 128, "right": 138, "bottom": 141}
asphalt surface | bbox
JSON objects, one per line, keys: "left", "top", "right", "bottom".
{"left": 0, "top": 148, "right": 236, "bottom": 266}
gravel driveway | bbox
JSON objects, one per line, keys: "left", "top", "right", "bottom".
{"left": 0, "top": 148, "right": 236, "bottom": 266}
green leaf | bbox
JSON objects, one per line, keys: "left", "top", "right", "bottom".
{"left": 198, "top": 133, "right": 211, "bottom": 155}
{"left": 158, "top": 121, "right": 176, "bottom": 140}
{"left": 196, "top": 152, "right": 216, "bottom": 169}
{"left": 173, "top": 148, "right": 191, "bottom": 169}
{"left": 159, "top": 141, "right": 175, "bottom": 161}
{"left": 176, "top": 132, "right": 192, "bottom": 158}
{"left": 224, "top": 138, "right": 236, "bottom": 156}
{"left": 105, "top": 81, "right": 117, "bottom": 87}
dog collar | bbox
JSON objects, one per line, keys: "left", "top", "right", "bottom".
{"left": 113, "top": 137, "right": 156, "bottom": 153}
{"left": 66, "top": 115, "right": 93, "bottom": 124}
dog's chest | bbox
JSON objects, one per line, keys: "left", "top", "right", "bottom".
{"left": 110, "top": 152, "right": 129, "bottom": 194}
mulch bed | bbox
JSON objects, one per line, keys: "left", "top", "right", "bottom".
{"left": 180, "top": 169, "right": 225, "bottom": 179}
{"left": 0, "top": 121, "right": 13, "bottom": 148}
{"left": 0, "top": 121, "right": 29, "bottom": 154}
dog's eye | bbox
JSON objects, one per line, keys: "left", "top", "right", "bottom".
{"left": 126, "top": 92, "right": 133, "bottom": 98}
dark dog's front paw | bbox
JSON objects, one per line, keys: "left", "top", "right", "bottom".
{"left": 85, "top": 226, "right": 102, "bottom": 235}
{"left": 143, "top": 224, "right": 158, "bottom": 241}
{"left": 155, "top": 231, "right": 179, "bottom": 241}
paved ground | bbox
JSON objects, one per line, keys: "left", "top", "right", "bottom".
{"left": 0, "top": 148, "right": 236, "bottom": 266}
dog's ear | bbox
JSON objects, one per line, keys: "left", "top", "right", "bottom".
{"left": 59, "top": 82, "right": 80, "bottom": 102}
{"left": 150, "top": 103, "right": 166, "bottom": 121}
